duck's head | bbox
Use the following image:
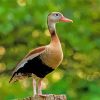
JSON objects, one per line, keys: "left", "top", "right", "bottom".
{"left": 48, "top": 12, "right": 73, "bottom": 23}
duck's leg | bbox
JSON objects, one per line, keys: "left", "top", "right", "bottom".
{"left": 38, "top": 79, "right": 42, "bottom": 95}
{"left": 33, "top": 78, "right": 37, "bottom": 96}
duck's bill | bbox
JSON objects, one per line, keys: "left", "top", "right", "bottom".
{"left": 60, "top": 16, "right": 73, "bottom": 23}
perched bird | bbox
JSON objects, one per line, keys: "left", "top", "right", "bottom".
{"left": 9, "top": 12, "right": 73, "bottom": 96}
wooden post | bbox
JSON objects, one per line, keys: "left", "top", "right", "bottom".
{"left": 20, "top": 94, "right": 67, "bottom": 100}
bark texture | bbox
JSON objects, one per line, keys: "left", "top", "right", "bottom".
{"left": 20, "top": 94, "right": 66, "bottom": 100}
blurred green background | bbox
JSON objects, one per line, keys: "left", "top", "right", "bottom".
{"left": 0, "top": 0, "right": 100, "bottom": 100}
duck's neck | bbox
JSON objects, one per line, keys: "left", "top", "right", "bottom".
{"left": 47, "top": 20, "right": 59, "bottom": 43}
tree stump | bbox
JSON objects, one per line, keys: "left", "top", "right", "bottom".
{"left": 20, "top": 94, "right": 67, "bottom": 100}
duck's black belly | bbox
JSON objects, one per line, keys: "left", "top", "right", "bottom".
{"left": 16, "top": 56, "right": 54, "bottom": 78}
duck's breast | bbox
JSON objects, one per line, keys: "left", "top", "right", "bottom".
{"left": 40, "top": 44, "right": 63, "bottom": 69}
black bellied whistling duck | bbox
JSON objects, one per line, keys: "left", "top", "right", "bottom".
{"left": 9, "top": 12, "right": 73, "bottom": 96}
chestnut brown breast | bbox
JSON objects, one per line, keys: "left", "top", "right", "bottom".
{"left": 40, "top": 41, "right": 63, "bottom": 69}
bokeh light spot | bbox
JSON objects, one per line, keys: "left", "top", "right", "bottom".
{"left": 44, "top": 29, "right": 50, "bottom": 37}
{"left": 42, "top": 78, "right": 49, "bottom": 90}
{"left": 0, "top": 46, "right": 6, "bottom": 56}
{"left": 0, "top": 63, "right": 6, "bottom": 72}
{"left": 32, "top": 30, "right": 40, "bottom": 38}
{"left": 20, "top": 79, "right": 29, "bottom": 89}
{"left": 17, "top": 0, "right": 26, "bottom": 7}
{"left": 52, "top": 71, "right": 63, "bottom": 82}
{"left": 76, "top": 70, "right": 86, "bottom": 79}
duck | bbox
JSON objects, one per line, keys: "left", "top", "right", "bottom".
{"left": 9, "top": 12, "right": 73, "bottom": 96}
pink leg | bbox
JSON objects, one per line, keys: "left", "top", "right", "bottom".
{"left": 33, "top": 78, "right": 37, "bottom": 96}
{"left": 38, "top": 79, "right": 42, "bottom": 95}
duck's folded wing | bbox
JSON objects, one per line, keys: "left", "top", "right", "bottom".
{"left": 9, "top": 46, "right": 46, "bottom": 83}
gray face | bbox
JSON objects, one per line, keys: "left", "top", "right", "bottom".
{"left": 48, "top": 12, "right": 63, "bottom": 23}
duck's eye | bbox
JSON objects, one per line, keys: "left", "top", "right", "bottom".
{"left": 55, "top": 14, "right": 59, "bottom": 16}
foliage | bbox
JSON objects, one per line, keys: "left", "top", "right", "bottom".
{"left": 0, "top": 0, "right": 100, "bottom": 100}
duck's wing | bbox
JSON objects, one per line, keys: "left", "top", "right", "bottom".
{"left": 9, "top": 46, "right": 46, "bottom": 83}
